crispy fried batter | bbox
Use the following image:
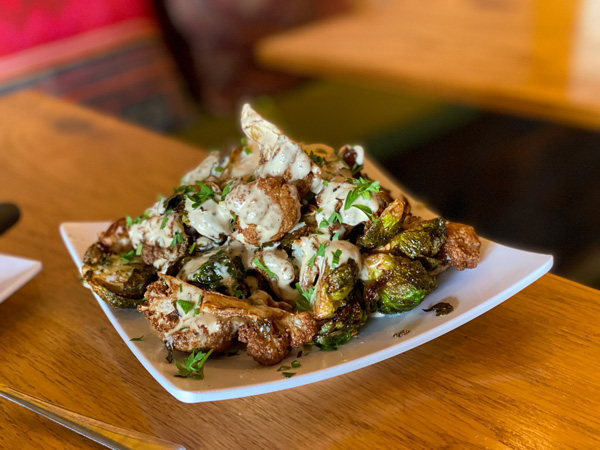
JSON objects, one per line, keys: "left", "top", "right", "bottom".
{"left": 139, "top": 275, "right": 317, "bottom": 365}
{"left": 226, "top": 176, "right": 300, "bottom": 246}
{"left": 97, "top": 218, "right": 132, "bottom": 254}
{"left": 438, "top": 222, "right": 481, "bottom": 270}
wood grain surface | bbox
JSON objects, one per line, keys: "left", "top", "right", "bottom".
{"left": 256, "top": 0, "right": 600, "bottom": 130}
{"left": 0, "top": 91, "right": 598, "bottom": 449}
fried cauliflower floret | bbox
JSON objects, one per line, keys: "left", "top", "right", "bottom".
{"left": 225, "top": 176, "right": 300, "bottom": 246}
{"left": 241, "top": 104, "right": 322, "bottom": 195}
{"left": 97, "top": 218, "right": 133, "bottom": 254}
{"left": 438, "top": 222, "right": 481, "bottom": 270}
{"left": 139, "top": 275, "right": 317, "bottom": 365}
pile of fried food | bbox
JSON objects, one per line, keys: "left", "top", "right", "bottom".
{"left": 81, "top": 105, "right": 481, "bottom": 367}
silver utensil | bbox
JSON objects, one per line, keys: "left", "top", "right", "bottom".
{"left": 0, "top": 384, "right": 186, "bottom": 450}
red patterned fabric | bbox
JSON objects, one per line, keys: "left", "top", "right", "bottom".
{"left": 0, "top": 0, "right": 154, "bottom": 56}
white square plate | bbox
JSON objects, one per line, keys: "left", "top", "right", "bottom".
{"left": 0, "top": 254, "right": 42, "bottom": 305}
{"left": 59, "top": 162, "right": 553, "bottom": 403}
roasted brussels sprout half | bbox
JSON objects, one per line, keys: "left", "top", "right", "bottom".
{"left": 388, "top": 217, "right": 446, "bottom": 259}
{"left": 313, "top": 260, "right": 358, "bottom": 319}
{"left": 188, "top": 251, "right": 249, "bottom": 298}
{"left": 82, "top": 243, "right": 157, "bottom": 308}
{"left": 356, "top": 199, "right": 408, "bottom": 249}
{"left": 362, "top": 253, "right": 436, "bottom": 314}
{"left": 314, "top": 301, "right": 367, "bottom": 350}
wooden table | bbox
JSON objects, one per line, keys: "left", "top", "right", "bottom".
{"left": 257, "top": 0, "right": 600, "bottom": 130}
{"left": 0, "top": 91, "right": 598, "bottom": 449}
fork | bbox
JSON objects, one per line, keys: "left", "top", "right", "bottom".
{"left": 0, "top": 384, "right": 186, "bottom": 450}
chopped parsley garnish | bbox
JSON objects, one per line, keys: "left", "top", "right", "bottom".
{"left": 243, "top": 147, "right": 252, "bottom": 155}
{"left": 187, "top": 182, "right": 215, "bottom": 208}
{"left": 253, "top": 258, "right": 277, "bottom": 280}
{"left": 322, "top": 180, "right": 329, "bottom": 186}
{"left": 189, "top": 242, "right": 197, "bottom": 255}
{"left": 307, "top": 254, "right": 317, "bottom": 268}
{"left": 221, "top": 180, "right": 234, "bottom": 199}
{"left": 282, "top": 372, "right": 296, "bottom": 378}
{"left": 328, "top": 211, "right": 343, "bottom": 224}
{"left": 319, "top": 218, "right": 329, "bottom": 229}
{"left": 291, "top": 360, "right": 302, "bottom": 368}
{"left": 316, "top": 243, "right": 327, "bottom": 257}
{"left": 295, "top": 283, "right": 313, "bottom": 312}
{"left": 277, "top": 365, "right": 291, "bottom": 371}
{"left": 129, "top": 335, "right": 144, "bottom": 341}
{"left": 135, "top": 243, "right": 143, "bottom": 256}
{"left": 240, "top": 137, "right": 247, "bottom": 146}
{"left": 177, "top": 299, "right": 195, "bottom": 315}
{"left": 230, "top": 212, "right": 237, "bottom": 231}
{"left": 214, "top": 167, "right": 224, "bottom": 173}
{"left": 160, "top": 208, "right": 173, "bottom": 229}
{"left": 351, "top": 163, "right": 363, "bottom": 176}
{"left": 170, "top": 231, "right": 184, "bottom": 247}
{"left": 352, "top": 204, "right": 374, "bottom": 221}
{"left": 179, "top": 283, "right": 183, "bottom": 293}
{"left": 174, "top": 348, "right": 213, "bottom": 379}
{"left": 120, "top": 249, "right": 135, "bottom": 263}
{"left": 307, "top": 150, "right": 325, "bottom": 166}
{"left": 332, "top": 232, "right": 340, "bottom": 241}
{"left": 331, "top": 249, "right": 342, "bottom": 267}
{"left": 344, "top": 177, "right": 380, "bottom": 211}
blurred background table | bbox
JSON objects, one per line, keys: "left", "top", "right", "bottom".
{"left": 257, "top": 0, "right": 600, "bottom": 130}
{"left": 255, "top": 0, "right": 600, "bottom": 289}
{"left": 0, "top": 91, "right": 599, "bottom": 449}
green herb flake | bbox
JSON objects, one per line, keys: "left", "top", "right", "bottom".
{"left": 352, "top": 204, "right": 374, "bottom": 221}
{"left": 179, "top": 283, "right": 183, "bottom": 293}
{"left": 240, "top": 137, "right": 247, "bottom": 146}
{"left": 291, "top": 360, "right": 302, "bottom": 368}
{"left": 332, "top": 232, "right": 340, "bottom": 241}
{"left": 277, "top": 365, "right": 291, "bottom": 372}
{"left": 316, "top": 243, "right": 327, "bottom": 257}
{"left": 331, "top": 249, "right": 342, "bottom": 267}
{"left": 243, "top": 147, "right": 252, "bottom": 155}
{"left": 282, "top": 372, "right": 296, "bottom": 378}
{"left": 328, "top": 211, "right": 342, "bottom": 224}
{"left": 322, "top": 180, "right": 329, "bottom": 186}
{"left": 174, "top": 348, "right": 213, "bottom": 379}
{"left": 135, "top": 243, "right": 143, "bottom": 256}
{"left": 253, "top": 258, "right": 277, "bottom": 280}
{"left": 189, "top": 242, "right": 197, "bottom": 255}
{"left": 125, "top": 216, "right": 134, "bottom": 227}
{"left": 177, "top": 299, "right": 195, "bottom": 315}
{"left": 160, "top": 208, "right": 173, "bottom": 229}
{"left": 129, "top": 335, "right": 144, "bottom": 341}
{"left": 214, "top": 167, "right": 224, "bottom": 173}
{"left": 170, "top": 231, "right": 184, "bottom": 247}
{"left": 120, "top": 249, "right": 135, "bottom": 263}
{"left": 221, "top": 181, "right": 234, "bottom": 199}
{"left": 294, "top": 283, "right": 313, "bottom": 312}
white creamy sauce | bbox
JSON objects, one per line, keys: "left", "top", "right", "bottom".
{"left": 321, "top": 240, "right": 362, "bottom": 271}
{"left": 185, "top": 197, "right": 231, "bottom": 242}
{"left": 165, "top": 283, "right": 222, "bottom": 337}
{"left": 228, "top": 142, "right": 261, "bottom": 178}
{"left": 315, "top": 179, "right": 380, "bottom": 227}
{"left": 291, "top": 234, "right": 328, "bottom": 289}
{"left": 259, "top": 248, "right": 298, "bottom": 301}
{"left": 180, "top": 154, "right": 221, "bottom": 184}
{"left": 225, "top": 181, "right": 285, "bottom": 245}
{"left": 129, "top": 214, "right": 184, "bottom": 249}
{"left": 241, "top": 104, "right": 322, "bottom": 192}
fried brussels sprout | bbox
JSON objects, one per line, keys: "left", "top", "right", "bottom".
{"left": 356, "top": 199, "right": 408, "bottom": 249}
{"left": 314, "top": 301, "right": 367, "bottom": 350}
{"left": 388, "top": 217, "right": 446, "bottom": 259}
{"left": 82, "top": 243, "right": 157, "bottom": 308}
{"left": 188, "top": 251, "right": 249, "bottom": 298}
{"left": 313, "top": 260, "right": 358, "bottom": 319}
{"left": 362, "top": 253, "right": 436, "bottom": 314}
